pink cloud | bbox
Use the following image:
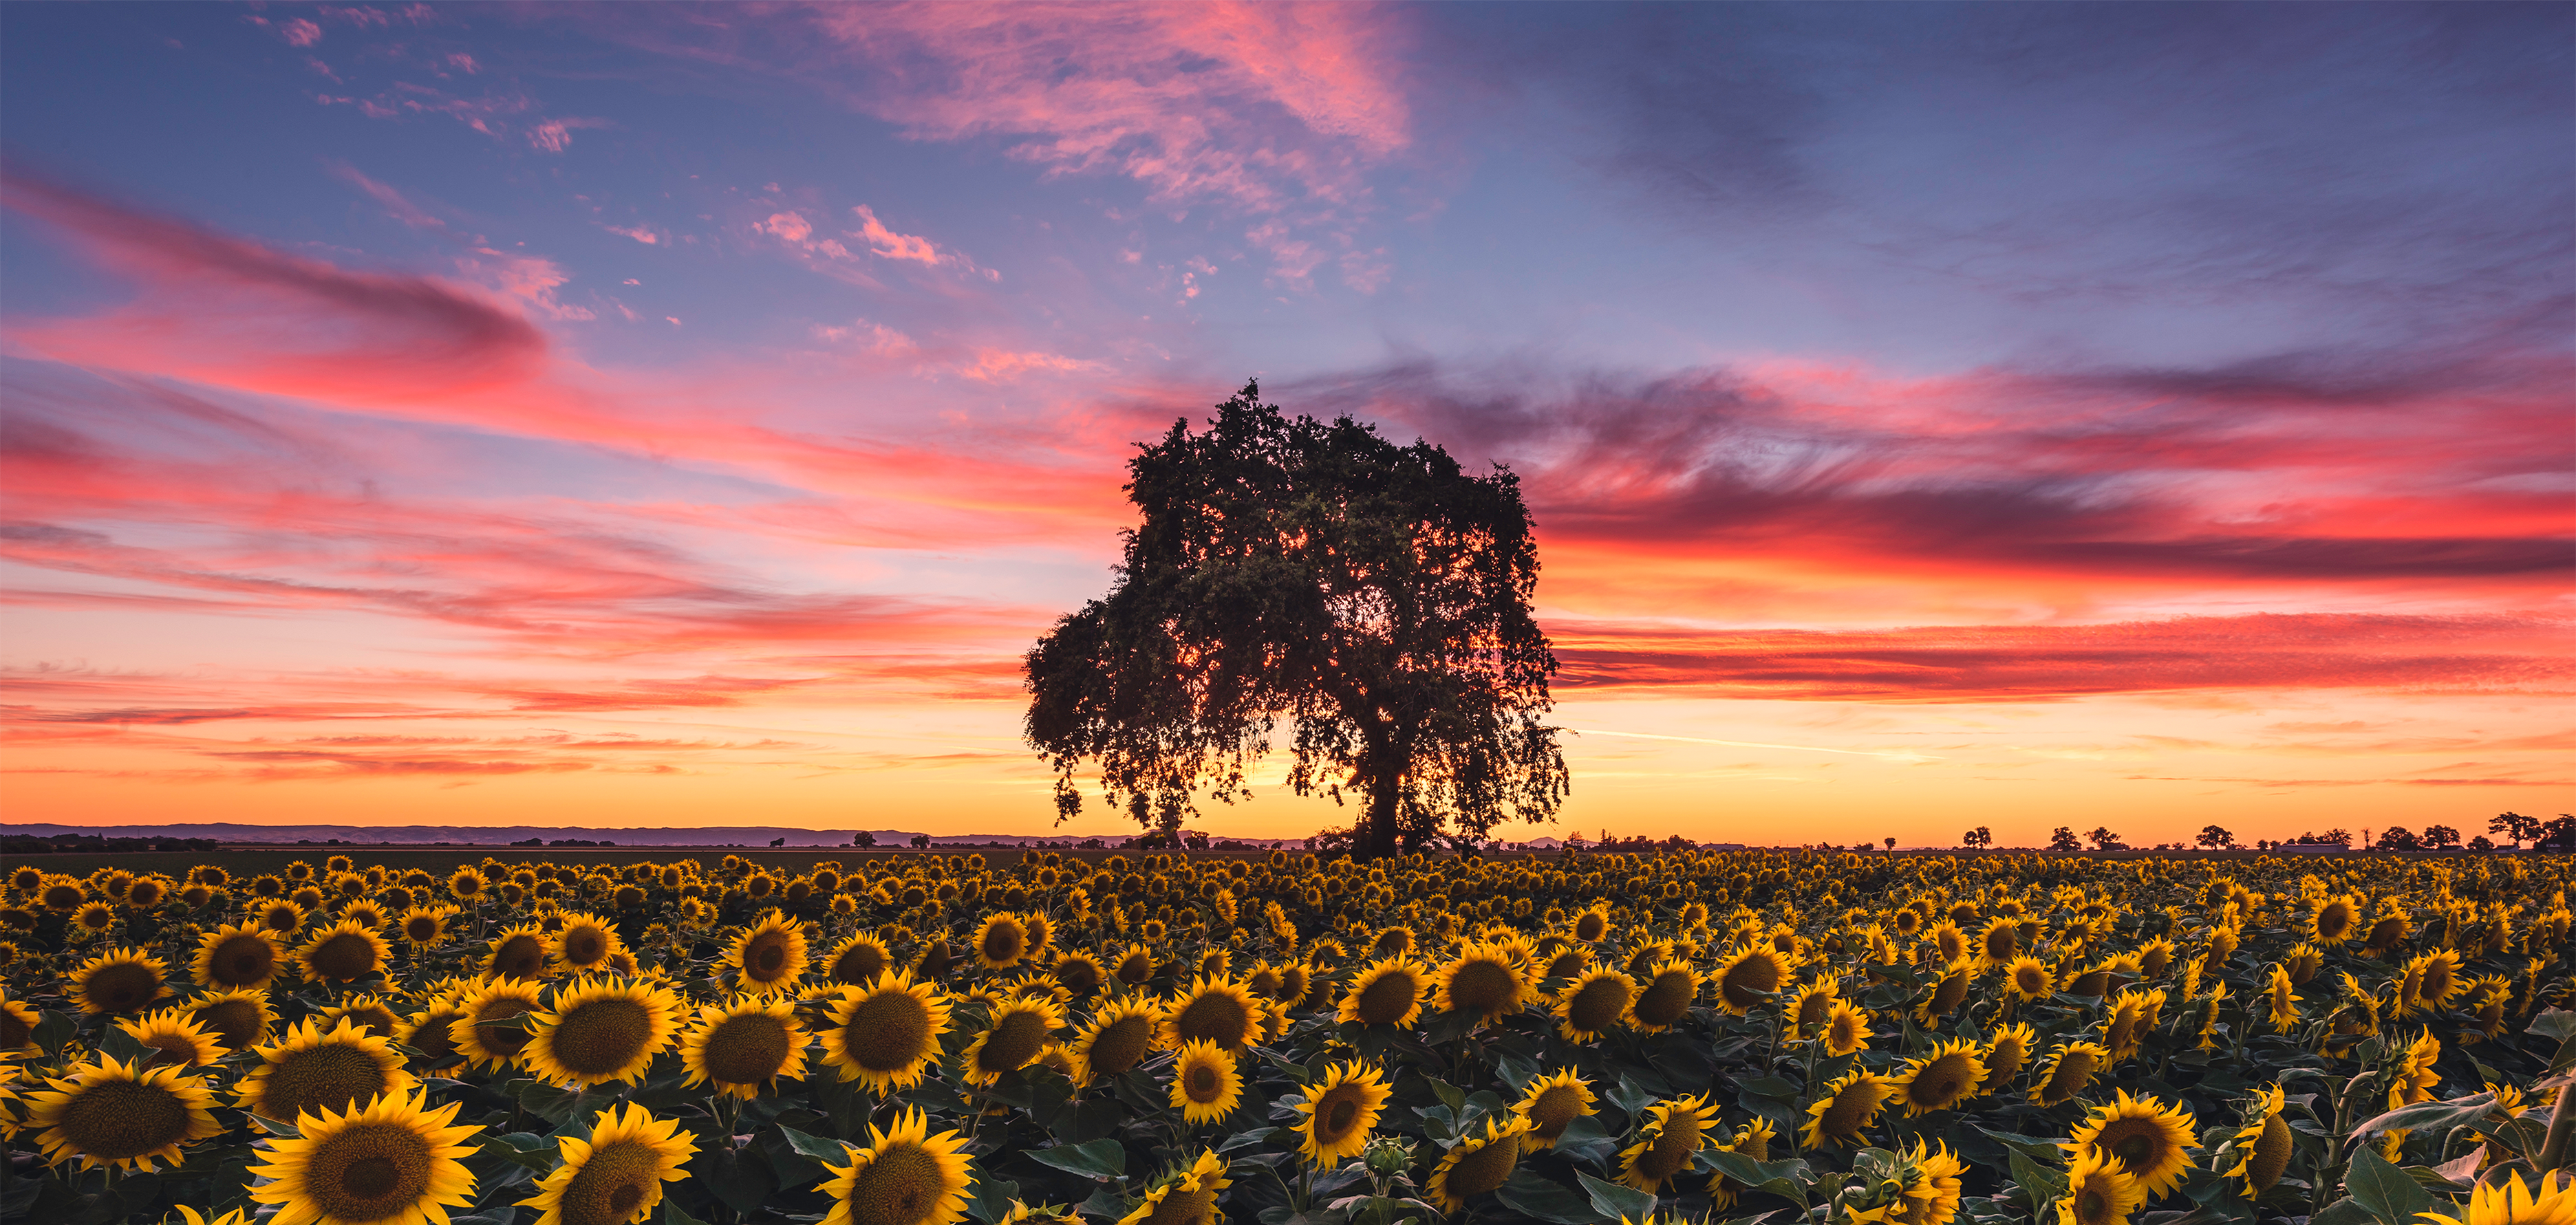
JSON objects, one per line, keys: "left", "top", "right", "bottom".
{"left": 281, "top": 18, "right": 324, "bottom": 47}
{"left": 603, "top": 224, "right": 660, "bottom": 245}
{"left": 851, "top": 204, "right": 943, "bottom": 265}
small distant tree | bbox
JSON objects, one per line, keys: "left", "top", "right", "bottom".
{"left": 2049, "top": 826, "right": 2083, "bottom": 852}
{"left": 852, "top": 830, "right": 877, "bottom": 848}
{"left": 2378, "top": 827, "right": 2421, "bottom": 852}
{"left": 2085, "top": 826, "right": 2126, "bottom": 851}
{"left": 2537, "top": 815, "right": 2576, "bottom": 853}
{"left": 2468, "top": 835, "right": 2494, "bottom": 852}
{"left": 1183, "top": 830, "right": 1211, "bottom": 851}
{"left": 2421, "top": 825, "right": 2459, "bottom": 849}
{"left": 1961, "top": 827, "right": 1992, "bottom": 849}
{"left": 2319, "top": 828, "right": 2352, "bottom": 847}
{"left": 910, "top": 834, "right": 932, "bottom": 849}
{"left": 2491, "top": 812, "right": 2540, "bottom": 849}
{"left": 1024, "top": 382, "right": 1569, "bottom": 860}
{"left": 2196, "top": 825, "right": 2236, "bottom": 849}
{"left": 769, "top": 837, "right": 786, "bottom": 847}
{"left": 1884, "top": 836, "right": 1897, "bottom": 852}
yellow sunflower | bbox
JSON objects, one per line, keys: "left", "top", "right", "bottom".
{"left": 398, "top": 905, "right": 455, "bottom": 946}
{"left": 1631, "top": 960, "right": 1704, "bottom": 1032}
{"left": 524, "top": 977, "right": 683, "bottom": 1089}
{"left": 2220, "top": 1085, "right": 2292, "bottom": 1200}
{"left": 1620, "top": 1094, "right": 1717, "bottom": 1191}
{"left": 2057, "top": 1145, "right": 2145, "bottom": 1225}
{"left": 0, "top": 990, "right": 43, "bottom": 1057}
{"left": 1162, "top": 976, "right": 1263, "bottom": 1050}
{"left": 1891, "top": 1038, "right": 1988, "bottom": 1116}
{"left": 2311, "top": 895, "right": 2361, "bottom": 946}
{"left": 187, "top": 986, "right": 276, "bottom": 1054}
{"left": 237, "top": 1015, "right": 416, "bottom": 1126}
{"left": 1824, "top": 1000, "right": 1874, "bottom": 1056}
{"left": 193, "top": 922, "right": 286, "bottom": 990}
{"left": 521, "top": 1101, "right": 699, "bottom": 1225}
{"left": 1435, "top": 940, "right": 1534, "bottom": 1024}
{"left": 2265, "top": 964, "right": 2302, "bottom": 1034}
{"left": 1294, "top": 1061, "right": 1391, "bottom": 1167}
{"left": 23, "top": 1054, "right": 223, "bottom": 1171}
{"left": 2389, "top": 1029, "right": 2442, "bottom": 1110}
{"left": 1551, "top": 968, "right": 1634, "bottom": 1042}
{"left": 1513, "top": 1070, "right": 1598, "bottom": 1151}
{"left": 1073, "top": 995, "right": 1164, "bottom": 1083}
{"left": 2065, "top": 1090, "right": 2200, "bottom": 1199}
{"left": 2034, "top": 1041, "right": 2110, "bottom": 1108}
{"left": 817, "top": 1107, "right": 976, "bottom": 1225}
{"left": 1168, "top": 1039, "right": 1244, "bottom": 1124}
{"left": 731, "top": 911, "right": 810, "bottom": 993}
{"left": 249, "top": 1089, "right": 480, "bottom": 1225}
{"left": 1986, "top": 1022, "right": 2037, "bottom": 1090}
{"left": 965, "top": 996, "right": 1065, "bottom": 1085}
{"left": 2416, "top": 1171, "right": 2576, "bottom": 1225}
{"left": 1789, "top": 977, "right": 1839, "bottom": 1039}
{"left": 827, "top": 932, "right": 896, "bottom": 986}
{"left": 1713, "top": 946, "right": 1792, "bottom": 1015}
{"left": 680, "top": 995, "right": 810, "bottom": 1099}
{"left": 1338, "top": 957, "right": 1431, "bottom": 1028}
{"left": 817, "top": 970, "right": 953, "bottom": 1093}
{"left": 1114, "top": 1150, "right": 1231, "bottom": 1225}
{"left": 1430, "top": 1114, "right": 1532, "bottom": 1211}
{"left": 2005, "top": 956, "right": 2059, "bottom": 1003}
{"left": 1801, "top": 1070, "right": 1891, "bottom": 1150}
{"left": 320, "top": 995, "right": 405, "bottom": 1040}
{"left": 550, "top": 911, "right": 625, "bottom": 973}
{"left": 974, "top": 913, "right": 1033, "bottom": 971}
{"left": 1111, "top": 944, "right": 1157, "bottom": 988}
{"left": 455, "top": 977, "right": 550, "bottom": 1070}
{"left": 398, "top": 995, "right": 474, "bottom": 1072}
{"left": 296, "top": 919, "right": 391, "bottom": 986}
{"left": 484, "top": 924, "right": 557, "bottom": 982}
{"left": 71, "top": 946, "right": 171, "bottom": 1015}
{"left": 116, "top": 1007, "right": 226, "bottom": 1068}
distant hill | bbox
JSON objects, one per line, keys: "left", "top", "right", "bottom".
{"left": 3, "top": 823, "right": 1142, "bottom": 849}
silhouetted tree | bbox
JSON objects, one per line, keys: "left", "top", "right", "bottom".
{"left": 1961, "top": 826, "right": 1992, "bottom": 849}
{"left": 2049, "top": 826, "right": 2082, "bottom": 852}
{"left": 2421, "top": 825, "right": 2459, "bottom": 849}
{"left": 2196, "top": 825, "right": 2235, "bottom": 849}
{"left": 852, "top": 830, "right": 877, "bottom": 848}
{"left": 2377, "top": 827, "right": 2421, "bottom": 852}
{"left": 2538, "top": 816, "right": 2576, "bottom": 853}
{"left": 2491, "top": 812, "right": 2540, "bottom": 849}
{"left": 2085, "top": 826, "right": 2125, "bottom": 851}
{"left": 1024, "top": 382, "right": 1569, "bottom": 859}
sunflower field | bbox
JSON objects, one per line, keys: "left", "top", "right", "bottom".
{"left": 1, "top": 848, "right": 2573, "bottom": 1225}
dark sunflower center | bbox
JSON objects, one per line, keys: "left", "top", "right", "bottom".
{"left": 1174, "top": 992, "right": 1250, "bottom": 1046}
{"left": 217, "top": 936, "right": 277, "bottom": 984}
{"left": 1449, "top": 962, "right": 1518, "bottom": 1012}
{"left": 2250, "top": 1116, "right": 2292, "bottom": 1191}
{"left": 565, "top": 931, "right": 605, "bottom": 964}
{"left": 1117, "top": 955, "right": 1152, "bottom": 985}
{"left": 264, "top": 1043, "right": 388, "bottom": 1122}
{"left": 1633, "top": 973, "right": 1692, "bottom": 1026}
{"left": 476, "top": 999, "right": 536, "bottom": 1055}
{"left": 552, "top": 997, "right": 654, "bottom": 1077}
{"left": 2079, "top": 1190, "right": 2107, "bottom": 1224}
{"left": 561, "top": 1138, "right": 667, "bottom": 1225}
{"left": 84, "top": 962, "right": 160, "bottom": 1012}
{"left": 1186, "top": 1063, "right": 1222, "bottom": 1100}
{"left": 704, "top": 1012, "right": 791, "bottom": 1084}
{"left": 981, "top": 925, "right": 1024, "bottom": 963}
{"left": 1530, "top": 1086, "right": 1581, "bottom": 1135}
{"left": 1356, "top": 973, "right": 1420, "bottom": 1025}
{"left": 1643, "top": 1118, "right": 1699, "bottom": 1175}
{"left": 1571, "top": 977, "right": 1630, "bottom": 1032}
{"left": 978, "top": 1010, "right": 1049, "bottom": 1074}
{"left": 407, "top": 918, "right": 439, "bottom": 942}
{"left": 1088, "top": 1017, "right": 1151, "bottom": 1076}
{"left": 309, "top": 1123, "right": 432, "bottom": 1222}
{"left": 2107, "top": 1126, "right": 2157, "bottom": 1167}
{"left": 56, "top": 1078, "right": 188, "bottom": 1159}
{"left": 411, "top": 1012, "right": 464, "bottom": 1066}
{"left": 835, "top": 945, "right": 888, "bottom": 984}
{"left": 1322, "top": 1094, "right": 1360, "bottom": 1136}
{"left": 310, "top": 933, "right": 378, "bottom": 982}
{"left": 1447, "top": 1139, "right": 1518, "bottom": 1198}
{"left": 851, "top": 1144, "right": 949, "bottom": 1225}
{"left": 143, "top": 1032, "right": 202, "bottom": 1065}
{"left": 495, "top": 936, "right": 546, "bottom": 978}
{"left": 1722, "top": 957, "right": 1781, "bottom": 1008}
{"left": 845, "top": 991, "right": 934, "bottom": 1072}
{"left": 751, "top": 937, "right": 788, "bottom": 977}
{"left": 1148, "top": 1188, "right": 1218, "bottom": 1225}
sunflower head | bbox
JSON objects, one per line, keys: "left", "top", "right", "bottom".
{"left": 965, "top": 996, "right": 1065, "bottom": 1086}
{"left": 830, "top": 933, "right": 896, "bottom": 986}
{"left": 1115, "top": 1150, "right": 1232, "bottom": 1225}
{"left": 1554, "top": 969, "right": 1635, "bottom": 1042}
{"left": 2065, "top": 1090, "right": 2200, "bottom": 1200}
{"left": 486, "top": 925, "right": 557, "bottom": 982}
{"left": 550, "top": 912, "right": 623, "bottom": 971}
{"left": 2035, "top": 1041, "right": 2110, "bottom": 1108}
{"left": 526, "top": 977, "right": 682, "bottom": 1089}
{"left": 1713, "top": 946, "right": 1790, "bottom": 1015}
{"left": 974, "top": 913, "right": 1032, "bottom": 970}
{"left": 1339, "top": 957, "right": 1430, "bottom": 1029}
{"left": 1161, "top": 975, "right": 1263, "bottom": 1051}
{"left": 681, "top": 995, "right": 809, "bottom": 1099}
{"left": 297, "top": 919, "right": 391, "bottom": 985}
{"left": 2058, "top": 1145, "right": 2145, "bottom": 1225}
{"left": 1824, "top": 1000, "right": 1874, "bottom": 1057}
{"left": 116, "top": 1007, "right": 226, "bottom": 1068}
{"left": 1801, "top": 1069, "right": 1891, "bottom": 1151}
{"left": 23, "top": 1054, "right": 224, "bottom": 1171}
{"left": 1430, "top": 1114, "right": 1532, "bottom": 1211}
{"left": 456, "top": 977, "right": 549, "bottom": 1070}
{"left": 1168, "top": 1039, "right": 1244, "bottom": 1125}
{"left": 2220, "top": 1085, "right": 2292, "bottom": 1199}
{"left": 817, "top": 1107, "right": 976, "bottom": 1225}
{"left": 1512, "top": 1070, "right": 1598, "bottom": 1151}
{"left": 1075, "top": 996, "right": 1163, "bottom": 1081}
{"left": 521, "top": 1101, "right": 700, "bottom": 1225}
{"left": 239, "top": 1015, "right": 416, "bottom": 1127}
{"left": 819, "top": 971, "right": 954, "bottom": 1093}
{"left": 1296, "top": 1062, "right": 1392, "bottom": 1167}
{"left": 1986, "top": 1021, "right": 2037, "bottom": 1087}
{"left": 1435, "top": 941, "right": 1534, "bottom": 1024}
{"left": 72, "top": 946, "right": 171, "bottom": 1015}
{"left": 1619, "top": 1094, "right": 1715, "bottom": 1191}
{"left": 731, "top": 912, "right": 810, "bottom": 991}
{"left": 250, "top": 1089, "right": 482, "bottom": 1225}
{"left": 1631, "top": 960, "right": 1703, "bottom": 1032}
{"left": 1892, "top": 1038, "right": 1988, "bottom": 1116}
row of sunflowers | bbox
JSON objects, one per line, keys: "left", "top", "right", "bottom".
{"left": 0, "top": 847, "right": 2569, "bottom": 1225}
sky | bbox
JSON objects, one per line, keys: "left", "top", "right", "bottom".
{"left": 2, "top": 2, "right": 2569, "bottom": 847}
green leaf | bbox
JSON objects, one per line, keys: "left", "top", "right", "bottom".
{"left": 702, "top": 1142, "right": 780, "bottom": 1215}
{"left": 2525, "top": 1008, "right": 2576, "bottom": 1043}
{"left": 1031, "top": 1140, "right": 1129, "bottom": 1180}
{"left": 967, "top": 1175, "right": 1024, "bottom": 1225}
{"left": 2310, "top": 1199, "right": 2379, "bottom": 1225}
{"left": 1428, "top": 1078, "right": 1467, "bottom": 1111}
{"left": 1552, "top": 1114, "right": 1617, "bottom": 1169}
{"left": 477, "top": 1133, "right": 560, "bottom": 1172}
{"left": 2344, "top": 1144, "right": 2443, "bottom": 1225}
{"left": 1703, "top": 1150, "right": 1813, "bottom": 1210}
{"left": 778, "top": 1125, "right": 855, "bottom": 1164}
{"left": 2346, "top": 1092, "right": 2496, "bottom": 1148}
{"left": 1578, "top": 1170, "right": 1657, "bottom": 1224}
{"left": 1973, "top": 1125, "right": 2070, "bottom": 1171}
{"left": 2010, "top": 1147, "right": 2070, "bottom": 1213}
{"left": 1495, "top": 1169, "right": 1600, "bottom": 1225}
{"left": 663, "top": 1201, "right": 714, "bottom": 1225}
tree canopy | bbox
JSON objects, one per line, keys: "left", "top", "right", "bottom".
{"left": 1024, "top": 381, "right": 1568, "bottom": 858}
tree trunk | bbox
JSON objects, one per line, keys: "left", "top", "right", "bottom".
{"left": 1357, "top": 772, "right": 1401, "bottom": 860}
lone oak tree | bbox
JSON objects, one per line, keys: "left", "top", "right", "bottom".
{"left": 1024, "top": 382, "right": 1569, "bottom": 859}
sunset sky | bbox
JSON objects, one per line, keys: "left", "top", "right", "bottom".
{"left": 3, "top": 3, "right": 2568, "bottom": 846}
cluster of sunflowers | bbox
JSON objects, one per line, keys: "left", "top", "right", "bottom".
{"left": 0, "top": 846, "right": 2571, "bottom": 1225}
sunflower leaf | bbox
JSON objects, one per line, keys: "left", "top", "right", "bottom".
{"left": 663, "top": 1201, "right": 716, "bottom": 1225}
{"left": 1031, "top": 1138, "right": 1128, "bottom": 1180}
{"left": 1552, "top": 1114, "right": 1617, "bottom": 1169}
{"left": 2343, "top": 1092, "right": 2496, "bottom": 1149}
{"left": 1495, "top": 1169, "right": 1600, "bottom": 1224}
{"left": 967, "top": 1175, "right": 1023, "bottom": 1224}
{"left": 2007, "top": 1147, "right": 2068, "bottom": 1211}
{"left": 2342, "top": 1144, "right": 2442, "bottom": 1225}
{"left": 1971, "top": 1125, "right": 2070, "bottom": 1170}
{"left": 1578, "top": 1169, "right": 1657, "bottom": 1222}
{"left": 1704, "top": 1150, "right": 1812, "bottom": 1208}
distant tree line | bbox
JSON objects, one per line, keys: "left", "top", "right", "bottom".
{"left": 4, "top": 834, "right": 221, "bottom": 854}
